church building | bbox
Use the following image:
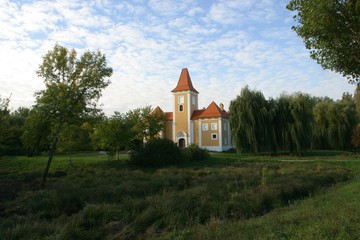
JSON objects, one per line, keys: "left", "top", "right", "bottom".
{"left": 154, "top": 68, "right": 232, "bottom": 152}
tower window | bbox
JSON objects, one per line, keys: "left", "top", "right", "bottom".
{"left": 202, "top": 123, "right": 208, "bottom": 131}
{"left": 178, "top": 96, "right": 184, "bottom": 104}
{"left": 211, "top": 123, "right": 217, "bottom": 130}
{"left": 179, "top": 104, "right": 184, "bottom": 112}
{"left": 212, "top": 133, "right": 218, "bottom": 140}
{"left": 192, "top": 96, "right": 196, "bottom": 105}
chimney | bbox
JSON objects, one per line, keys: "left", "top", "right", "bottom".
{"left": 219, "top": 103, "right": 224, "bottom": 111}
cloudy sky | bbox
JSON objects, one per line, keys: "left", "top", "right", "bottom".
{"left": 0, "top": 0, "right": 356, "bottom": 115}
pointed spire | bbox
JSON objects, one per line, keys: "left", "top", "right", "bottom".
{"left": 171, "top": 68, "right": 199, "bottom": 93}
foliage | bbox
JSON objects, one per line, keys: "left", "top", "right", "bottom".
{"left": 126, "top": 106, "right": 167, "bottom": 144}
{"left": 230, "top": 86, "right": 357, "bottom": 155}
{"left": 181, "top": 144, "right": 210, "bottom": 162}
{"left": 351, "top": 123, "right": 360, "bottom": 149}
{"left": 230, "top": 87, "right": 315, "bottom": 156}
{"left": 0, "top": 96, "right": 11, "bottom": 155}
{"left": 229, "top": 86, "right": 269, "bottom": 154}
{"left": 35, "top": 44, "right": 112, "bottom": 186}
{"left": 0, "top": 153, "right": 355, "bottom": 239}
{"left": 92, "top": 112, "right": 133, "bottom": 159}
{"left": 129, "top": 138, "right": 183, "bottom": 167}
{"left": 287, "top": 0, "right": 360, "bottom": 84}
{"left": 21, "top": 107, "right": 50, "bottom": 156}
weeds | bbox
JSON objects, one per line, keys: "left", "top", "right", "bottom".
{"left": 0, "top": 153, "right": 356, "bottom": 239}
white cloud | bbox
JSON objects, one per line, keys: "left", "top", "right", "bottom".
{"left": 0, "top": 0, "right": 355, "bottom": 115}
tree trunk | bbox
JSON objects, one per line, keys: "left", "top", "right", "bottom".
{"left": 41, "top": 135, "right": 59, "bottom": 188}
{"left": 40, "top": 123, "right": 63, "bottom": 188}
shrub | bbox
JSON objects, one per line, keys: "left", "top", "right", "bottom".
{"left": 182, "top": 144, "right": 210, "bottom": 162}
{"left": 129, "top": 138, "right": 182, "bottom": 167}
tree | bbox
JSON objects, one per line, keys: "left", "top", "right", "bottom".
{"left": 351, "top": 123, "right": 360, "bottom": 150}
{"left": 35, "top": 44, "right": 112, "bottom": 187}
{"left": 0, "top": 96, "right": 10, "bottom": 156}
{"left": 21, "top": 107, "right": 50, "bottom": 156}
{"left": 126, "top": 106, "right": 167, "bottom": 145}
{"left": 229, "top": 86, "right": 269, "bottom": 154}
{"left": 92, "top": 112, "right": 133, "bottom": 159}
{"left": 287, "top": 0, "right": 360, "bottom": 84}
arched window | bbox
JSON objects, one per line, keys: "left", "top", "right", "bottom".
{"left": 179, "top": 104, "right": 184, "bottom": 112}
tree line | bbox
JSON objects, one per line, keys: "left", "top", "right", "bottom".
{"left": 0, "top": 99, "right": 166, "bottom": 157}
{"left": 230, "top": 86, "right": 360, "bottom": 156}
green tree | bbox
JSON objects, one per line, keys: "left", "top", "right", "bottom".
{"left": 92, "top": 112, "right": 132, "bottom": 159}
{"left": 287, "top": 0, "right": 360, "bottom": 84}
{"left": 0, "top": 96, "right": 10, "bottom": 156}
{"left": 126, "top": 106, "right": 167, "bottom": 145}
{"left": 286, "top": 93, "right": 314, "bottom": 155}
{"left": 35, "top": 44, "right": 112, "bottom": 187}
{"left": 329, "top": 93, "right": 357, "bottom": 150}
{"left": 4, "top": 107, "right": 31, "bottom": 155}
{"left": 351, "top": 123, "right": 360, "bottom": 150}
{"left": 313, "top": 98, "right": 333, "bottom": 149}
{"left": 21, "top": 107, "right": 50, "bottom": 156}
{"left": 229, "top": 86, "right": 269, "bottom": 154}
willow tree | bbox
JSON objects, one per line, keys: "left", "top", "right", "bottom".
{"left": 313, "top": 98, "right": 334, "bottom": 149}
{"left": 328, "top": 93, "right": 357, "bottom": 149}
{"left": 229, "top": 86, "right": 269, "bottom": 154}
{"left": 275, "top": 93, "right": 314, "bottom": 156}
{"left": 36, "top": 44, "right": 112, "bottom": 187}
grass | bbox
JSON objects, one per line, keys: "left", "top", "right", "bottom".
{"left": 0, "top": 151, "right": 359, "bottom": 239}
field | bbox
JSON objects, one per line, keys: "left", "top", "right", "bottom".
{"left": 0, "top": 152, "right": 360, "bottom": 239}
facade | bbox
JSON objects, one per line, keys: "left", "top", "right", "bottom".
{"left": 155, "top": 68, "right": 232, "bottom": 152}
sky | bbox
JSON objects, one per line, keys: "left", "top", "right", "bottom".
{"left": 0, "top": 0, "right": 356, "bottom": 115}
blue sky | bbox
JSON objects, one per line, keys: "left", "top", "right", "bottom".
{"left": 0, "top": 0, "right": 356, "bottom": 115}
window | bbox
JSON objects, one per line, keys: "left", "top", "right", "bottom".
{"left": 178, "top": 96, "right": 184, "bottom": 104}
{"left": 224, "top": 123, "right": 227, "bottom": 131}
{"left": 179, "top": 104, "right": 184, "bottom": 112}
{"left": 211, "top": 133, "right": 217, "bottom": 140}
{"left": 202, "top": 123, "right": 208, "bottom": 131}
{"left": 224, "top": 137, "right": 228, "bottom": 145}
{"left": 192, "top": 96, "right": 196, "bottom": 105}
{"left": 211, "top": 123, "right": 217, "bottom": 130}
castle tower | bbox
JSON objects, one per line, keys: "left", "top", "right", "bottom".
{"left": 171, "top": 68, "right": 199, "bottom": 147}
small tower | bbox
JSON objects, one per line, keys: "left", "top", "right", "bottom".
{"left": 171, "top": 68, "right": 199, "bottom": 147}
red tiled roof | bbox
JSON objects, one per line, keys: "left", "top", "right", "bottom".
{"left": 171, "top": 68, "right": 199, "bottom": 93}
{"left": 191, "top": 109, "right": 205, "bottom": 119}
{"left": 191, "top": 101, "right": 229, "bottom": 119}
{"left": 152, "top": 106, "right": 164, "bottom": 115}
{"left": 166, "top": 112, "right": 173, "bottom": 121}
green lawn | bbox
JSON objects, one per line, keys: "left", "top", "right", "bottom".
{"left": 0, "top": 152, "right": 359, "bottom": 239}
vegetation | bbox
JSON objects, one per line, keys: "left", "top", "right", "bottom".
{"left": 34, "top": 44, "right": 113, "bottom": 186}
{"left": 230, "top": 86, "right": 357, "bottom": 156}
{"left": 129, "top": 138, "right": 183, "bottom": 167}
{"left": 287, "top": 0, "right": 360, "bottom": 84}
{"left": 0, "top": 152, "right": 358, "bottom": 239}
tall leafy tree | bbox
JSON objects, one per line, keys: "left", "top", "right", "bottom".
{"left": 92, "top": 112, "right": 133, "bottom": 159}
{"left": 229, "top": 86, "right": 269, "bottom": 154}
{"left": 126, "top": 106, "right": 167, "bottom": 145}
{"left": 287, "top": 93, "right": 314, "bottom": 155}
{"left": 35, "top": 44, "right": 112, "bottom": 187}
{"left": 313, "top": 98, "right": 333, "bottom": 149}
{"left": 287, "top": 0, "right": 360, "bottom": 84}
{"left": 21, "top": 107, "right": 50, "bottom": 156}
{"left": 0, "top": 96, "right": 10, "bottom": 156}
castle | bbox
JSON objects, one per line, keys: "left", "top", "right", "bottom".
{"left": 154, "top": 68, "right": 232, "bottom": 151}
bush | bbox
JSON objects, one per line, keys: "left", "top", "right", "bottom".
{"left": 129, "top": 138, "right": 182, "bottom": 167}
{"left": 182, "top": 144, "right": 210, "bottom": 162}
